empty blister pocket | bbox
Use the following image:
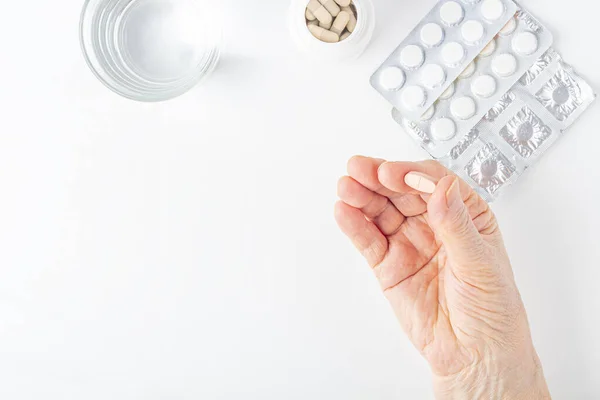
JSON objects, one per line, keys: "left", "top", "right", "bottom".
{"left": 437, "top": 48, "right": 596, "bottom": 201}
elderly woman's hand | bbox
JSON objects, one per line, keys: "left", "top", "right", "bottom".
{"left": 335, "top": 156, "right": 550, "bottom": 399}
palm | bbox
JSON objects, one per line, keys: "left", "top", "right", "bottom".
{"left": 382, "top": 213, "right": 473, "bottom": 376}
{"left": 336, "top": 157, "right": 499, "bottom": 377}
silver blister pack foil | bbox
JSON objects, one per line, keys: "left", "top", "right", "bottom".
{"left": 499, "top": 106, "right": 552, "bottom": 158}
{"left": 371, "top": 0, "right": 519, "bottom": 121}
{"left": 391, "top": 10, "right": 554, "bottom": 159}
{"left": 465, "top": 142, "right": 517, "bottom": 195}
{"left": 440, "top": 48, "right": 596, "bottom": 202}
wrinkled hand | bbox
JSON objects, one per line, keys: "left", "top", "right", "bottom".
{"left": 334, "top": 156, "right": 550, "bottom": 399}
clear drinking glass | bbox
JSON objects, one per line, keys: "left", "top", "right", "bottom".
{"left": 80, "top": 0, "right": 221, "bottom": 102}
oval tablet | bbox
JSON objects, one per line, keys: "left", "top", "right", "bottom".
{"left": 492, "top": 53, "right": 518, "bottom": 77}
{"left": 461, "top": 20, "right": 485, "bottom": 44}
{"left": 451, "top": 96, "right": 476, "bottom": 120}
{"left": 442, "top": 42, "right": 465, "bottom": 66}
{"left": 379, "top": 66, "right": 405, "bottom": 91}
{"left": 421, "top": 64, "right": 446, "bottom": 88}
{"left": 512, "top": 32, "right": 538, "bottom": 56}
{"left": 481, "top": 0, "right": 505, "bottom": 22}
{"left": 471, "top": 75, "right": 497, "bottom": 98}
{"left": 431, "top": 118, "right": 456, "bottom": 141}
{"left": 400, "top": 45, "right": 425, "bottom": 69}
{"left": 401, "top": 85, "right": 426, "bottom": 110}
{"left": 440, "top": 1, "right": 464, "bottom": 26}
{"left": 421, "top": 23, "right": 444, "bottom": 47}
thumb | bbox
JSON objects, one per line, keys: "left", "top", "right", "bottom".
{"left": 427, "top": 176, "right": 490, "bottom": 282}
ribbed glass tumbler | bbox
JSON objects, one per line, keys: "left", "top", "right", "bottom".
{"left": 80, "top": 0, "right": 221, "bottom": 101}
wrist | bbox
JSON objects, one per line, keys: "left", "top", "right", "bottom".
{"left": 433, "top": 353, "right": 550, "bottom": 400}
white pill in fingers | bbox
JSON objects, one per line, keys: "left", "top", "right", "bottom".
{"left": 478, "top": 39, "right": 496, "bottom": 58}
{"left": 499, "top": 17, "right": 517, "bottom": 36}
{"left": 401, "top": 85, "right": 426, "bottom": 110}
{"left": 471, "top": 75, "right": 497, "bottom": 98}
{"left": 379, "top": 66, "right": 405, "bottom": 90}
{"left": 400, "top": 45, "right": 425, "bottom": 69}
{"left": 512, "top": 32, "right": 539, "bottom": 55}
{"left": 451, "top": 96, "right": 476, "bottom": 120}
{"left": 431, "top": 118, "right": 456, "bottom": 141}
{"left": 439, "top": 82, "right": 455, "bottom": 100}
{"left": 442, "top": 42, "right": 465, "bottom": 67}
{"left": 461, "top": 20, "right": 485, "bottom": 44}
{"left": 481, "top": 0, "right": 505, "bottom": 22}
{"left": 492, "top": 53, "right": 518, "bottom": 77}
{"left": 421, "top": 23, "right": 444, "bottom": 47}
{"left": 459, "top": 61, "right": 476, "bottom": 79}
{"left": 421, "top": 64, "right": 446, "bottom": 88}
{"left": 440, "top": 1, "right": 464, "bottom": 26}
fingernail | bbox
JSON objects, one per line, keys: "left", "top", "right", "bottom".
{"left": 445, "top": 178, "right": 462, "bottom": 211}
{"left": 404, "top": 172, "right": 437, "bottom": 194}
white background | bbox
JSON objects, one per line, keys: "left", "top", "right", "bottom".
{"left": 0, "top": 0, "right": 599, "bottom": 398}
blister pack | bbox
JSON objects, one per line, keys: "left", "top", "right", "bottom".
{"left": 391, "top": 10, "right": 553, "bottom": 159}
{"left": 437, "top": 48, "right": 596, "bottom": 202}
{"left": 371, "top": 0, "right": 519, "bottom": 121}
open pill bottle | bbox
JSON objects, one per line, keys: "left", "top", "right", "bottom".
{"left": 288, "top": 0, "right": 375, "bottom": 60}
{"left": 80, "top": 0, "right": 222, "bottom": 102}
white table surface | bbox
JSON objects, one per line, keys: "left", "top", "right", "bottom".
{"left": 0, "top": 0, "right": 599, "bottom": 398}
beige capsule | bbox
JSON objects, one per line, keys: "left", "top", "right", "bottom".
{"left": 330, "top": 11, "right": 350, "bottom": 35}
{"left": 307, "top": 19, "right": 319, "bottom": 26}
{"left": 308, "top": 24, "right": 340, "bottom": 43}
{"left": 319, "top": 20, "right": 332, "bottom": 29}
{"left": 317, "top": 0, "right": 341, "bottom": 17}
{"left": 307, "top": 0, "right": 333, "bottom": 28}
{"left": 334, "top": 0, "right": 351, "bottom": 6}
{"left": 340, "top": 30, "right": 351, "bottom": 40}
{"left": 305, "top": 8, "right": 316, "bottom": 21}
{"left": 404, "top": 172, "right": 437, "bottom": 194}
{"left": 342, "top": 6, "right": 357, "bottom": 32}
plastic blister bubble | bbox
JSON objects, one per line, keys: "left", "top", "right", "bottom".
{"left": 370, "top": 0, "right": 519, "bottom": 120}
{"left": 383, "top": 2, "right": 596, "bottom": 202}
{"left": 536, "top": 67, "right": 584, "bottom": 122}
{"left": 499, "top": 106, "right": 552, "bottom": 158}
{"left": 465, "top": 143, "right": 517, "bottom": 195}
{"left": 399, "top": 48, "right": 596, "bottom": 202}
{"left": 389, "top": 10, "right": 554, "bottom": 159}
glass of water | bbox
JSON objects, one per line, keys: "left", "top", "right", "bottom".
{"left": 80, "top": 0, "right": 221, "bottom": 102}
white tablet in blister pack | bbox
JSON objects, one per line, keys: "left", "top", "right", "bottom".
{"left": 370, "top": 0, "right": 519, "bottom": 120}
{"left": 392, "top": 11, "right": 554, "bottom": 159}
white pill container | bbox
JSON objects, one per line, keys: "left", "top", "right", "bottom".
{"left": 288, "top": 0, "right": 375, "bottom": 60}
{"left": 80, "top": 0, "right": 222, "bottom": 102}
